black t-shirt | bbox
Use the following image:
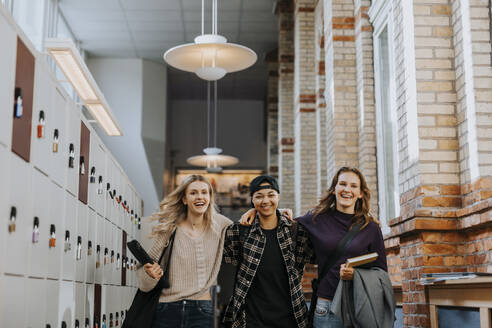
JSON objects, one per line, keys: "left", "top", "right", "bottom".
{"left": 245, "top": 227, "right": 297, "bottom": 328}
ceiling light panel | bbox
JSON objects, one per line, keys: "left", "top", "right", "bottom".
{"left": 120, "top": 0, "right": 181, "bottom": 10}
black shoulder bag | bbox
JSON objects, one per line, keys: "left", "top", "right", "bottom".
{"left": 307, "top": 222, "right": 362, "bottom": 328}
{"left": 122, "top": 229, "right": 177, "bottom": 328}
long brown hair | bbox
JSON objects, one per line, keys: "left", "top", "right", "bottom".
{"left": 150, "top": 174, "right": 216, "bottom": 237}
{"left": 313, "top": 167, "right": 379, "bottom": 229}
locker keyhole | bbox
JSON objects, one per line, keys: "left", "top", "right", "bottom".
{"left": 33, "top": 217, "right": 40, "bottom": 243}
{"left": 14, "top": 87, "right": 23, "bottom": 118}
{"left": 8, "top": 206, "right": 17, "bottom": 233}
{"left": 90, "top": 167, "right": 96, "bottom": 183}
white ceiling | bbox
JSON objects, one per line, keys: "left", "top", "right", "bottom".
{"left": 59, "top": 0, "right": 278, "bottom": 99}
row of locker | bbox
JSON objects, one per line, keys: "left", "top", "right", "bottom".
{"left": 0, "top": 276, "right": 137, "bottom": 328}
{"left": 0, "top": 146, "right": 140, "bottom": 287}
{"left": 0, "top": 10, "right": 144, "bottom": 235}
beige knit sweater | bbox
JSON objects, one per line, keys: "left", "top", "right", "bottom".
{"left": 137, "top": 213, "right": 232, "bottom": 302}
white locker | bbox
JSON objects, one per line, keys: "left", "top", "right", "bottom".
{"left": 0, "top": 146, "right": 10, "bottom": 274}
{"left": 27, "top": 278, "right": 47, "bottom": 328}
{"left": 75, "top": 283, "right": 85, "bottom": 328}
{"left": 47, "top": 183, "right": 64, "bottom": 279}
{"left": 65, "top": 102, "right": 81, "bottom": 197}
{"left": 59, "top": 280, "right": 75, "bottom": 328}
{"left": 0, "top": 275, "right": 26, "bottom": 327}
{"left": 103, "top": 157, "right": 113, "bottom": 221}
{"left": 75, "top": 202, "right": 88, "bottom": 283}
{"left": 29, "top": 168, "right": 52, "bottom": 278}
{"left": 46, "top": 280, "right": 60, "bottom": 328}
{"left": 101, "top": 285, "right": 108, "bottom": 328}
{"left": 95, "top": 214, "right": 105, "bottom": 284}
{"left": 86, "top": 209, "right": 97, "bottom": 284}
{"left": 84, "top": 284, "right": 94, "bottom": 328}
{"left": 4, "top": 153, "right": 32, "bottom": 275}
{"left": 87, "top": 134, "right": 98, "bottom": 211}
{"left": 31, "top": 62, "right": 54, "bottom": 176}
{"left": 114, "top": 227, "right": 122, "bottom": 285}
{"left": 103, "top": 219, "right": 113, "bottom": 284}
{"left": 0, "top": 12, "right": 16, "bottom": 148}
{"left": 48, "top": 86, "right": 68, "bottom": 187}
{"left": 62, "top": 193, "right": 78, "bottom": 281}
{"left": 95, "top": 144, "right": 107, "bottom": 218}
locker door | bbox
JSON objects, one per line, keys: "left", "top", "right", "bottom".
{"left": 96, "top": 144, "right": 107, "bottom": 217}
{"left": 87, "top": 133, "right": 98, "bottom": 211}
{"left": 27, "top": 278, "right": 47, "bottom": 328}
{"left": 4, "top": 153, "right": 32, "bottom": 275}
{"left": 0, "top": 14, "right": 16, "bottom": 148}
{"left": 85, "top": 283, "right": 94, "bottom": 328}
{"left": 103, "top": 219, "right": 113, "bottom": 284}
{"left": 78, "top": 121, "right": 90, "bottom": 205}
{"left": 31, "top": 62, "right": 54, "bottom": 175}
{"left": 48, "top": 87, "right": 68, "bottom": 187}
{"left": 29, "top": 169, "right": 51, "bottom": 278}
{"left": 47, "top": 183, "right": 64, "bottom": 279}
{"left": 104, "top": 156, "right": 113, "bottom": 221}
{"left": 59, "top": 280, "right": 75, "bottom": 328}
{"left": 114, "top": 227, "right": 122, "bottom": 285}
{"left": 95, "top": 214, "right": 105, "bottom": 284}
{"left": 0, "top": 146, "right": 10, "bottom": 274}
{"left": 62, "top": 193, "right": 78, "bottom": 281}
{"left": 65, "top": 103, "right": 81, "bottom": 197}
{"left": 75, "top": 283, "right": 85, "bottom": 327}
{"left": 86, "top": 209, "right": 97, "bottom": 284}
{"left": 45, "top": 280, "right": 60, "bottom": 328}
{"left": 100, "top": 285, "right": 108, "bottom": 328}
{"left": 75, "top": 203, "right": 88, "bottom": 282}
{"left": 0, "top": 275, "right": 26, "bottom": 327}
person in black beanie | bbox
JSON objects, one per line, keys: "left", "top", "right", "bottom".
{"left": 222, "top": 175, "right": 315, "bottom": 328}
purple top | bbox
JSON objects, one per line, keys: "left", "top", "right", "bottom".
{"left": 297, "top": 209, "right": 388, "bottom": 300}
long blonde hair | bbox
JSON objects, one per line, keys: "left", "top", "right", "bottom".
{"left": 313, "top": 167, "right": 379, "bottom": 229}
{"left": 150, "top": 174, "right": 216, "bottom": 237}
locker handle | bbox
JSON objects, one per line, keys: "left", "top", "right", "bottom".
{"left": 8, "top": 206, "right": 17, "bottom": 233}
{"left": 37, "top": 110, "right": 46, "bottom": 139}
{"left": 80, "top": 156, "right": 85, "bottom": 175}
{"left": 33, "top": 217, "right": 40, "bottom": 243}
{"left": 90, "top": 167, "right": 96, "bottom": 183}
{"left": 52, "top": 129, "right": 59, "bottom": 153}
{"left": 75, "top": 319, "right": 80, "bottom": 328}
{"left": 68, "top": 144, "right": 75, "bottom": 168}
{"left": 14, "top": 87, "right": 23, "bottom": 118}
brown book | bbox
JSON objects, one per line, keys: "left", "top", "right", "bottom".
{"left": 346, "top": 252, "right": 378, "bottom": 268}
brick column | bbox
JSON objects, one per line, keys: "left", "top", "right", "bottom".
{"left": 294, "top": 0, "right": 319, "bottom": 215}
{"left": 315, "top": 3, "right": 328, "bottom": 190}
{"left": 323, "top": 0, "right": 360, "bottom": 183}
{"left": 354, "top": 0, "right": 378, "bottom": 216}
{"left": 278, "top": 0, "right": 296, "bottom": 211}
{"left": 266, "top": 49, "right": 279, "bottom": 179}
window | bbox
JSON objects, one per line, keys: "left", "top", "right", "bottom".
{"left": 372, "top": 1, "right": 399, "bottom": 231}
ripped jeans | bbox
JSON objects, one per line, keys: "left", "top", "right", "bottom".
{"left": 313, "top": 298, "right": 343, "bottom": 328}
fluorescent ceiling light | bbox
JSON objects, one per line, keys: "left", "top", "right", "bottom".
{"left": 45, "top": 38, "right": 123, "bottom": 136}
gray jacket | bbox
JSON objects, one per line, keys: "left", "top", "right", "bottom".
{"left": 331, "top": 267, "right": 396, "bottom": 328}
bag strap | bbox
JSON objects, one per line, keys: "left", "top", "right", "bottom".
{"left": 158, "top": 228, "right": 177, "bottom": 267}
{"left": 317, "top": 221, "right": 363, "bottom": 281}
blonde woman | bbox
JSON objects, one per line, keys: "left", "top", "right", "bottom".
{"left": 137, "top": 174, "right": 232, "bottom": 327}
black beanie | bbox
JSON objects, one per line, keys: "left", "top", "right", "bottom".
{"left": 249, "top": 175, "right": 280, "bottom": 196}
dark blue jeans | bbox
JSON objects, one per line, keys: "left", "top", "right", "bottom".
{"left": 151, "top": 300, "right": 214, "bottom": 328}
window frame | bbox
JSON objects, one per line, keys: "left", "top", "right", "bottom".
{"left": 371, "top": 0, "right": 399, "bottom": 232}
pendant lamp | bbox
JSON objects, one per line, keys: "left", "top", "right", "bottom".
{"left": 164, "top": 0, "right": 257, "bottom": 81}
{"left": 186, "top": 81, "right": 239, "bottom": 173}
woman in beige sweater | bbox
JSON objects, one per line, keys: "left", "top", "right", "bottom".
{"left": 137, "top": 174, "right": 233, "bottom": 328}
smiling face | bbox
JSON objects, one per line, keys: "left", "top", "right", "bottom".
{"left": 182, "top": 181, "right": 211, "bottom": 216}
{"left": 252, "top": 183, "right": 279, "bottom": 219}
{"left": 334, "top": 172, "right": 363, "bottom": 214}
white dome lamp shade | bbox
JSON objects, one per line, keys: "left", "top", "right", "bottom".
{"left": 163, "top": 0, "right": 257, "bottom": 81}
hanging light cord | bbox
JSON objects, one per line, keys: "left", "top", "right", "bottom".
{"left": 201, "top": 0, "right": 204, "bottom": 35}
{"left": 214, "top": 80, "right": 218, "bottom": 148}
{"left": 207, "top": 81, "right": 211, "bottom": 148}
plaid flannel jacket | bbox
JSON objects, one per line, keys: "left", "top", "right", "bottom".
{"left": 222, "top": 214, "right": 315, "bottom": 328}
